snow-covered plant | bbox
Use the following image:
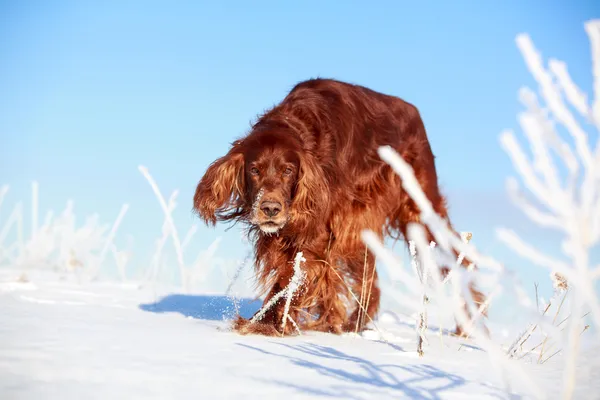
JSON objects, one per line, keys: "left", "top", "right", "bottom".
{"left": 0, "top": 165, "right": 236, "bottom": 290}
{"left": 362, "top": 18, "right": 600, "bottom": 400}
{"left": 0, "top": 182, "right": 131, "bottom": 280}
{"left": 138, "top": 165, "right": 223, "bottom": 293}
{"left": 410, "top": 238, "right": 432, "bottom": 356}
{"left": 362, "top": 148, "right": 545, "bottom": 398}
{"left": 497, "top": 19, "right": 600, "bottom": 399}
{"left": 281, "top": 251, "right": 307, "bottom": 333}
{"left": 248, "top": 250, "right": 307, "bottom": 335}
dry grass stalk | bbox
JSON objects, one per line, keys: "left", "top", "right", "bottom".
{"left": 318, "top": 259, "right": 390, "bottom": 342}
{"left": 538, "top": 289, "right": 568, "bottom": 363}
{"left": 367, "top": 147, "right": 546, "bottom": 398}
{"left": 508, "top": 294, "right": 555, "bottom": 358}
{"left": 364, "top": 253, "right": 378, "bottom": 329}
{"left": 355, "top": 245, "right": 369, "bottom": 334}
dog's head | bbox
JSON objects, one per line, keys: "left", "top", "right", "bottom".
{"left": 193, "top": 125, "right": 329, "bottom": 235}
{"left": 243, "top": 130, "right": 301, "bottom": 233}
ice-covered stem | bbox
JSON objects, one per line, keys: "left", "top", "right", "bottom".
{"left": 281, "top": 251, "right": 307, "bottom": 333}
{"left": 586, "top": 20, "right": 600, "bottom": 126}
{"left": 0, "top": 184, "right": 9, "bottom": 262}
{"left": 90, "top": 204, "right": 129, "bottom": 280}
{"left": 501, "top": 20, "right": 600, "bottom": 400}
{"left": 407, "top": 223, "right": 544, "bottom": 398}
{"left": 225, "top": 249, "right": 252, "bottom": 311}
{"left": 16, "top": 202, "right": 23, "bottom": 259}
{"left": 409, "top": 240, "right": 420, "bottom": 280}
{"left": 249, "top": 251, "right": 306, "bottom": 334}
{"left": 426, "top": 228, "right": 544, "bottom": 396}
{"left": 226, "top": 234, "right": 253, "bottom": 299}
{"left": 361, "top": 231, "right": 422, "bottom": 312}
{"left": 0, "top": 185, "right": 8, "bottom": 213}
{"left": 144, "top": 190, "right": 177, "bottom": 288}
{"left": 0, "top": 202, "right": 25, "bottom": 264}
{"left": 139, "top": 165, "right": 186, "bottom": 287}
{"left": 377, "top": 146, "right": 504, "bottom": 275}
{"left": 250, "top": 289, "right": 286, "bottom": 324}
{"left": 364, "top": 145, "right": 544, "bottom": 398}
{"left": 516, "top": 32, "right": 594, "bottom": 171}
{"left": 507, "top": 295, "right": 556, "bottom": 358}
{"left": 181, "top": 225, "right": 198, "bottom": 252}
{"left": 441, "top": 232, "right": 473, "bottom": 288}
{"left": 0, "top": 202, "right": 21, "bottom": 250}
{"left": 413, "top": 240, "right": 433, "bottom": 357}
{"left": 190, "top": 236, "right": 222, "bottom": 291}
{"left": 378, "top": 145, "right": 500, "bottom": 323}
{"left": 538, "top": 289, "right": 568, "bottom": 363}
{"left": 496, "top": 228, "right": 599, "bottom": 326}
{"left": 31, "top": 181, "right": 38, "bottom": 240}
{"left": 110, "top": 243, "right": 130, "bottom": 282}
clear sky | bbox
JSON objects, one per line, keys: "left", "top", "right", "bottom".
{"left": 1, "top": 1, "right": 599, "bottom": 319}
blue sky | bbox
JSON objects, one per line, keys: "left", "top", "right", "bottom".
{"left": 1, "top": 1, "right": 599, "bottom": 319}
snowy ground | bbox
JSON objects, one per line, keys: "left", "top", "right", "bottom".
{"left": 0, "top": 269, "right": 597, "bottom": 400}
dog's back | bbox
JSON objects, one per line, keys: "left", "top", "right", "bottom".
{"left": 254, "top": 78, "right": 434, "bottom": 186}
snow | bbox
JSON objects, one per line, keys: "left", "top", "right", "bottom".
{"left": 1, "top": 269, "right": 596, "bottom": 400}
{"left": 2, "top": 18, "right": 600, "bottom": 400}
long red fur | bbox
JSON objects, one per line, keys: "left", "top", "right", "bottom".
{"left": 193, "top": 78, "right": 486, "bottom": 336}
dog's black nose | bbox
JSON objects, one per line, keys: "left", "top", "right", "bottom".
{"left": 260, "top": 201, "right": 282, "bottom": 217}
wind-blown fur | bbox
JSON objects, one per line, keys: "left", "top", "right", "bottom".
{"left": 193, "top": 78, "right": 486, "bottom": 336}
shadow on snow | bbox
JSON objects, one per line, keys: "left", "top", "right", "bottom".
{"left": 139, "top": 294, "right": 262, "bottom": 321}
{"left": 236, "top": 342, "right": 518, "bottom": 400}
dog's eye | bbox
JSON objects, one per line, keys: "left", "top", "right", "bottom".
{"left": 250, "top": 167, "right": 260, "bottom": 176}
{"left": 283, "top": 167, "right": 293, "bottom": 176}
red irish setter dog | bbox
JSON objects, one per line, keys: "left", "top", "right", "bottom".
{"left": 193, "top": 78, "right": 485, "bottom": 336}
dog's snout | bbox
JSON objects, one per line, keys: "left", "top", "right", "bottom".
{"left": 260, "top": 200, "right": 282, "bottom": 217}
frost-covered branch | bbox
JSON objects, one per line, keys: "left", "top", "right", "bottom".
{"left": 281, "top": 251, "right": 307, "bottom": 333}
{"left": 362, "top": 145, "right": 546, "bottom": 398}
{"left": 0, "top": 182, "right": 137, "bottom": 281}
{"left": 500, "top": 19, "right": 600, "bottom": 400}
{"left": 249, "top": 251, "right": 307, "bottom": 335}
{"left": 139, "top": 165, "right": 187, "bottom": 286}
{"left": 412, "top": 239, "right": 434, "bottom": 357}
{"left": 584, "top": 21, "right": 600, "bottom": 127}
{"left": 0, "top": 168, "right": 235, "bottom": 291}
{"left": 89, "top": 204, "right": 129, "bottom": 280}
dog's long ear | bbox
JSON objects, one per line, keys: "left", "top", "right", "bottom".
{"left": 290, "top": 152, "right": 330, "bottom": 233}
{"left": 193, "top": 148, "right": 245, "bottom": 226}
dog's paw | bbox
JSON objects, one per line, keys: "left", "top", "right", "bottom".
{"left": 232, "top": 315, "right": 285, "bottom": 336}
